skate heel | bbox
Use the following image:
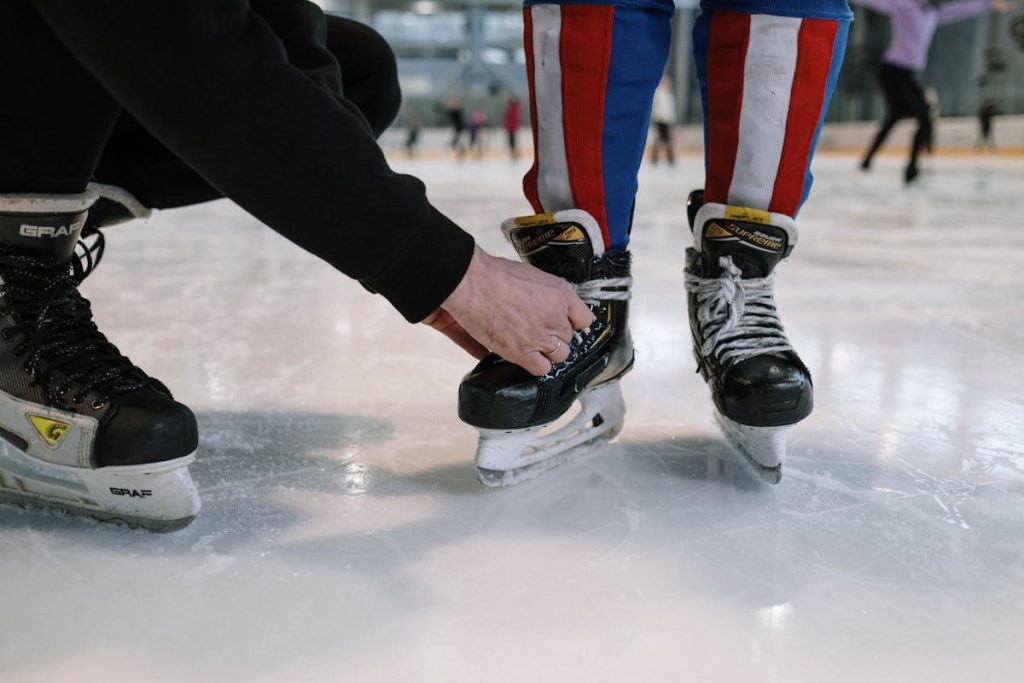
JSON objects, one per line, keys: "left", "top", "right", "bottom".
{"left": 475, "top": 380, "right": 626, "bottom": 487}
{"left": 0, "top": 443, "right": 200, "bottom": 531}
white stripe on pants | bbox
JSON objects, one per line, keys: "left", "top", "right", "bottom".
{"left": 728, "top": 15, "right": 801, "bottom": 210}
{"left": 530, "top": 5, "right": 574, "bottom": 213}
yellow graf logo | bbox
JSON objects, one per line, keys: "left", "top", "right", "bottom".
{"left": 28, "top": 415, "right": 71, "bottom": 448}
{"left": 552, "top": 226, "right": 585, "bottom": 242}
{"left": 724, "top": 206, "right": 770, "bottom": 225}
{"left": 514, "top": 213, "right": 555, "bottom": 227}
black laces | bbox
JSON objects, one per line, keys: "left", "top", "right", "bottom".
{"left": 0, "top": 230, "right": 169, "bottom": 409}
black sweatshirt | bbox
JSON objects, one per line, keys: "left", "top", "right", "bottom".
{"left": 11, "top": 0, "right": 475, "bottom": 322}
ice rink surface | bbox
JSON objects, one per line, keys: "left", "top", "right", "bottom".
{"left": 1, "top": 153, "right": 1023, "bottom": 682}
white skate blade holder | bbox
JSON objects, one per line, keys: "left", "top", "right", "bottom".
{"left": 475, "top": 381, "right": 625, "bottom": 488}
{"left": 715, "top": 412, "right": 786, "bottom": 485}
{"left": 0, "top": 442, "right": 200, "bottom": 532}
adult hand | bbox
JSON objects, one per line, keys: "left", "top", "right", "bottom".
{"left": 432, "top": 246, "right": 594, "bottom": 376}
{"left": 421, "top": 308, "right": 489, "bottom": 360}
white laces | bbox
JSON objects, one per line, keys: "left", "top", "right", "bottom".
{"left": 574, "top": 277, "right": 632, "bottom": 306}
{"left": 685, "top": 254, "right": 792, "bottom": 367}
{"left": 567, "top": 277, "right": 632, "bottom": 345}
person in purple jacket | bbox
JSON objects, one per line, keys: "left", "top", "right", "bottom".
{"left": 853, "top": 0, "right": 1011, "bottom": 183}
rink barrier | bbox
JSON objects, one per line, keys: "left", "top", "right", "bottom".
{"left": 381, "top": 115, "right": 1024, "bottom": 158}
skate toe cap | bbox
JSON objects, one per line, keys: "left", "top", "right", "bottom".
{"left": 95, "top": 390, "right": 198, "bottom": 467}
{"left": 720, "top": 355, "right": 813, "bottom": 427}
{"left": 459, "top": 358, "right": 539, "bottom": 428}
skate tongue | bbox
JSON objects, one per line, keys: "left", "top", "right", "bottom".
{"left": 701, "top": 211, "right": 789, "bottom": 278}
{"left": 0, "top": 210, "right": 87, "bottom": 262}
{"left": 505, "top": 214, "right": 595, "bottom": 283}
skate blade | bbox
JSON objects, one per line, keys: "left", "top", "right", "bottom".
{"left": 475, "top": 381, "right": 625, "bottom": 488}
{"left": 0, "top": 443, "right": 200, "bottom": 532}
{"left": 714, "top": 413, "right": 786, "bottom": 485}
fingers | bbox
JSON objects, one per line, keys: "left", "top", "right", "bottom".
{"left": 422, "top": 307, "right": 490, "bottom": 360}
{"left": 566, "top": 291, "right": 595, "bottom": 330}
{"left": 443, "top": 325, "right": 490, "bottom": 360}
{"left": 541, "top": 335, "right": 571, "bottom": 365}
{"left": 519, "top": 351, "right": 553, "bottom": 377}
{"left": 440, "top": 249, "right": 598, "bottom": 376}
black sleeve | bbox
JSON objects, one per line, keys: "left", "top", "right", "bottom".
{"left": 32, "top": 0, "right": 474, "bottom": 322}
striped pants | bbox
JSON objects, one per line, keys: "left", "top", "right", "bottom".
{"left": 522, "top": 0, "right": 852, "bottom": 252}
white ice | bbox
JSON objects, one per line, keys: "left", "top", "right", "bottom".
{"left": 1, "top": 153, "right": 1022, "bottom": 682}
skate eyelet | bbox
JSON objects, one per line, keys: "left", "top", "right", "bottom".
{"left": 71, "top": 395, "right": 83, "bottom": 405}
{"left": 91, "top": 399, "right": 105, "bottom": 410}
{"left": 0, "top": 330, "right": 11, "bottom": 342}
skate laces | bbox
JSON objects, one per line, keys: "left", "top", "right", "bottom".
{"left": 0, "top": 230, "right": 169, "bottom": 408}
{"left": 571, "top": 277, "right": 631, "bottom": 344}
{"left": 574, "top": 277, "right": 632, "bottom": 306}
{"left": 685, "top": 254, "right": 793, "bottom": 367}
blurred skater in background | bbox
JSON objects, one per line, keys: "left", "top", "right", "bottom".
{"left": 444, "top": 95, "right": 468, "bottom": 159}
{"left": 403, "top": 103, "right": 422, "bottom": 158}
{"left": 649, "top": 75, "right": 676, "bottom": 165}
{"left": 976, "top": 99, "right": 1000, "bottom": 151}
{"left": 853, "top": 0, "right": 1011, "bottom": 183}
{"left": 503, "top": 96, "right": 523, "bottom": 160}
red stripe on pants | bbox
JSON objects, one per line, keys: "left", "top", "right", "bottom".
{"left": 522, "top": 7, "right": 542, "bottom": 214}
{"left": 704, "top": 12, "right": 750, "bottom": 205}
{"left": 769, "top": 18, "right": 837, "bottom": 216}
{"left": 559, "top": 4, "right": 614, "bottom": 248}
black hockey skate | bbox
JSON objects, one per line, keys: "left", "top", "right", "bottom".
{"left": 459, "top": 211, "right": 633, "bottom": 487}
{"left": 685, "top": 190, "right": 812, "bottom": 484}
{"left": 0, "top": 191, "right": 199, "bottom": 530}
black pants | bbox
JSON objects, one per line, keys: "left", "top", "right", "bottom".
{"left": 863, "top": 63, "right": 932, "bottom": 171}
{"left": 0, "top": 2, "right": 399, "bottom": 206}
{"left": 0, "top": 1, "right": 473, "bottom": 322}
{"left": 97, "top": 16, "right": 402, "bottom": 211}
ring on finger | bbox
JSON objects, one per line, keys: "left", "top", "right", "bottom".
{"left": 544, "top": 337, "right": 563, "bottom": 358}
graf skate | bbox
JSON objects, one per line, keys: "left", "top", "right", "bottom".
{"left": 0, "top": 190, "right": 199, "bottom": 530}
{"left": 685, "top": 191, "right": 813, "bottom": 484}
{"left": 459, "top": 211, "right": 633, "bottom": 486}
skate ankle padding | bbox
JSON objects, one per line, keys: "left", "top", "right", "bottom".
{"left": 692, "top": 203, "right": 798, "bottom": 278}
{"left": 86, "top": 183, "right": 152, "bottom": 229}
{"left": 0, "top": 190, "right": 98, "bottom": 260}
{"left": 692, "top": 202, "right": 798, "bottom": 257}
{"left": 502, "top": 210, "right": 606, "bottom": 258}
{"left": 500, "top": 210, "right": 609, "bottom": 283}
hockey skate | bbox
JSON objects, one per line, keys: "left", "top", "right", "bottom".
{"left": 0, "top": 191, "right": 199, "bottom": 530}
{"left": 459, "top": 211, "right": 633, "bottom": 487}
{"left": 685, "top": 191, "right": 812, "bottom": 484}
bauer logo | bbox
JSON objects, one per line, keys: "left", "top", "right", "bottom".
{"left": 19, "top": 220, "right": 84, "bottom": 238}
{"left": 706, "top": 221, "right": 784, "bottom": 253}
{"left": 515, "top": 228, "right": 557, "bottom": 253}
{"left": 110, "top": 488, "right": 153, "bottom": 499}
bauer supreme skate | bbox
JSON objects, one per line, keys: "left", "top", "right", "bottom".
{"left": 0, "top": 191, "right": 199, "bottom": 530}
{"left": 459, "top": 211, "right": 633, "bottom": 487}
{"left": 685, "top": 191, "right": 812, "bottom": 484}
